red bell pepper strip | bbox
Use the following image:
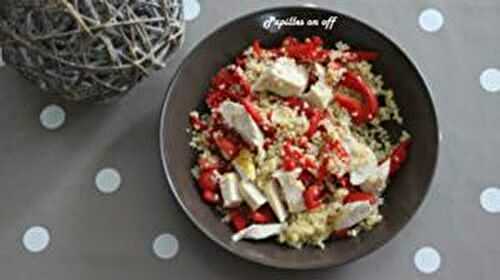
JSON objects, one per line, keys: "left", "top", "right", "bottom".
{"left": 305, "top": 109, "right": 324, "bottom": 137}
{"left": 334, "top": 93, "right": 367, "bottom": 124}
{"left": 303, "top": 185, "right": 323, "bottom": 210}
{"left": 344, "top": 192, "right": 377, "bottom": 204}
{"left": 241, "top": 98, "right": 265, "bottom": 126}
{"left": 340, "top": 72, "right": 379, "bottom": 121}
{"left": 282, "top": 36, "right": 328, "bottom": 63}
{"left": 389, "top": 139, "right": 411, "bottom": 176}
{"left": 230, "top": 209, "right": 248, "bottom": 231}
{"left": 343, "top": 51, "right": 379, "bottom": 62}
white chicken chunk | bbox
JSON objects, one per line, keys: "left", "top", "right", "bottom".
{"left": 262, "top": 180, "right": 288, "bottom": 223}
{"left": 220, "top": 173, "right": 242, "bottom": 208}
{"left": 253, "top": 57, "right": 309, "bottom": 97}
{"left": 219, "top": 101, "right": 264, "bottom": 148}
{"left": 238, "top": 180, "right": 267, "bottom": 210}
{"left": 333, "top": 201, "right": 374, "bottom": 230}
{"left": 273, "top": 169, "right": 306, "bottom": 213}
{"left": 303, "top": 80, "right": 333, "bottom": 109}
{"left": 340, "top": 133, "right": 378, "bottom": 186}
{"left": 360, "top": 159, "right": 391, "bottom": 195}
{"left": 231, "top": 223, "right": 286, "bottom": 242}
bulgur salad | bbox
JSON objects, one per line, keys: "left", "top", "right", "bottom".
{"left": 188, "top": 37, "right": 411, "bottom": 249}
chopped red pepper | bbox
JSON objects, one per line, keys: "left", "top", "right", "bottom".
{"left": 282, "top": 156, "right": 297, "bottom": 171}
{"left": 230, "top": 209, "right": 248, "bottom": 231}
{"left": 340, "top": 72, "right": 379, "bottom": 121}
{"left": 213, "top": 133, "right": 240, "bottom": 160}
{"left": 198, "top": 170, "right": 219, "bottom": 192}
{"left": 389, "top": 139, "right": 411, "bottom": 176}
{"left": 316, "top": 158, "right": 330, "bottom": 183}
{"left": 189, "top": 113, "right": 207, "bottom": 131}
{"left": 304, "top": 185, "right": 323, "bottom": 210}
{"left": 344, "top": 192, "right": 377, "bottom": 204}
{"left": 305, "top": 109, "right": 324, "bottom": 138}
{"left": 323, "top": 138, "right": 350, "bottom": 163}
{"left": 282, "top": 36, "right": 328, "bottom": 63}
{"left": 343, "top": 51, "right": 380, "bottom": 62}
{"left": 197, "top": 155, "right": 221, "bottom": 171}
{"left": 202, "top": 190, "right": 220, "bottom": 204}
{"left": 250, "top": 205, "right": 274, "bottom": 224}
{"left": 333, "top": 228, "right": 349, "bottom": 238}
{"left": 252, "top": 40, "right": 263, "bottom": 58}
{"left": 283, "top": 140, "right": 303, "bottom": 160}
{"left": 285, "top": 96, "right": 306, "bottom": 111}
{"left": 299, "top": 170, "right": 315, "bottom": 186}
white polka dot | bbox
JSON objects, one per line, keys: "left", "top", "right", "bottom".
{"left": 153, "top": 233, "right": 179, "bottom": 259}
{"left": 22, "top": 226, "right": 50, "bottom": 253}
{"left": 183, "top": 0, "right": 200, "bottom": 21}
{"left": 95, "top": 168, "right": 121, "bottom": 194}
{"left": 418, "top": 8, "right": 444, "bottom": 32}
{"left": 414, "top": 246, "right": 441, "bottom": 274}
{"left": 40, "top": 104, "right": 66, "bottom": 130}
{"left": 480, "top": 187, "right": 500, "bottom": 213}
{"left": 480, "top": 68, "right": 500, "bottom": 93}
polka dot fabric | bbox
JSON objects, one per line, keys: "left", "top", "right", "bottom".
{"left": 1, "top": 0, "right": 500, "bottom": 279}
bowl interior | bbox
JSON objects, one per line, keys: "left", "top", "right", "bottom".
{"left": 160, "top": 7, "right": 439, "bottom": 269}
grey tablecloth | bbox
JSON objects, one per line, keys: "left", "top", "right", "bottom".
{"left": 1, "top": 0, "right": 499, "bottom": 279}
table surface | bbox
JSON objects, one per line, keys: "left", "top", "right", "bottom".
{"left": 1, "top": 0, "right": 500, "bottom": 279}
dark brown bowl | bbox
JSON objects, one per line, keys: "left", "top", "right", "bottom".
{"left": 160, "top": 6, "right": 439, "bottom": 269}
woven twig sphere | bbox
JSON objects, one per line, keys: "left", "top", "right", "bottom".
{"left": 0, "top": 0, "right": 185, "bottom": 102}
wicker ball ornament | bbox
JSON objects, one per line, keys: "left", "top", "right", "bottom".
{"left": 0, "top": 0, "right": 185, "bottom": 102}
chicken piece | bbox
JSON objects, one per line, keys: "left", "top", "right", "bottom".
{"left": 333, "top": 201, "right": 374, "bottom": 231}
{"left": 273, "top": 169, "right": 306, "bottom": 213}
{"left": 232, "top": 148, "right": 256, "bottom": 181}
{"left": 360, "top": 159, "right": 391, "bottom": 195}
{"left": 303, "top": 80, "right": 333, "bottom": 109}
{"left": 253, "top": 57, "right": 309, "bottom": 97}
{"left": 339, "top": 133, "right": 378, "bottom": 185}
{"left": 220, "top": 173, "right": 242, "bottom": 208}
{"left": 262, "top": 180, "right": 288, "bottom": 223}
{"left": 232, "top": 223, "right": 286, "bottom": 242}
{"left": 219, "top": 101, "right": 264, "bottom": 148}
{"left": 239, "top": 180, "right": 267, "bottom": 210}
